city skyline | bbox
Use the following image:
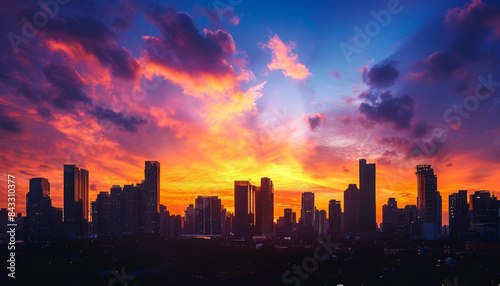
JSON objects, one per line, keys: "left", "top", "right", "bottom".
{"left": 12, "top": 158, "right": 500, "bottom": 227}
{"left": 19, "top": 158, "right": 499, "bottom": 242}
{"left": 1, "top": 0, "right": 500, "bottom": 230}
{"left": 2, "top": 0, "right": 500, "bottom": 284}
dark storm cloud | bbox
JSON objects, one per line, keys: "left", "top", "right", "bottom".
{"left": 412, "top": 51, "right": 466, "bottom": 82}
{"left": 42, "top": 63, "right": 92, "bottom": 110}
{"left": 90, "top": 106, "right": 147, "bottom": 132}
{"left": 144, "top": 8, "right": 236, "bottom": 75}
{"left": 411, "top": 120, "right": 433, "bottom": 138}
{"left": 0, "top": 105, "right": 23, "bottom": 134}
{"left": 445, "top": 0, "right": 500, "bottom": 59}
{"left": 39, "top": 15, "right": 139, "bottom": 79}
{"left": 302, "top": 113, "right": 326, "bottom": 131}
{"left": 0, "top": 116, "right": 23, "bottom": 133}
{"left": 19, "top": 83, "right": 43, "bottom": 101}
{"left": 359, "top": 92, "right": 416, "bottom": 130}
{"left": 19, "top": 84, "right": 52, "bottom": 119}
{"left": 362, "top": 61, "right": 400, "bottom": 88}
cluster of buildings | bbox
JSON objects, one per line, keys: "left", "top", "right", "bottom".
{"left": 381, "top": 166, "right": 500, "bottom": 242}
{"left": 12, "top": 162, "right": 160, "bottom": 240}
{"left": 4, "top": 159, "right": 500, "bottom": 243}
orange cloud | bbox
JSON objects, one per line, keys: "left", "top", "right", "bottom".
{"left": 261, "top": 34, "right": 311, "bottom": 80}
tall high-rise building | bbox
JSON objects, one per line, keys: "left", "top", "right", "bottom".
{"left": 449, "top": 190, "right": 469, "bottom": 241}
{"left": 221, "top": 208, "right": 233, "bottom": 238}
{"left": 497, "top": 203, "right": 500, "bottom": 240}
{"left": 328, "top": 200, "right": 343, "bottom": 239}
{"left": 258, "top": 177, "right": 274, "bottom": 235}
{"left": 183, "top": 204, "right": 195, "bottom": 234}
{"left": 284, "top": 208, "right": 293, "bottom": 238}
{"left": 382, "top": 198, "right": 400, "bottom": 237}
{"left": 416, "top": 165, "right": 442, "bottom": 240}
{"left": 234, "top": 181, "right": 255, "bottom": 239}
{"left": 26, "top": 178, "right": 52, "bottom": 240}
{"left": 169, "top": 214, "right": 183, "bottom": 239}
{"left": 254, "top": 186, "right": 262, "bottom": 235}
{"left": 469, "top": 190, "right": 498, "bottom": 241}
{"left": 315, "top": 209, "right": 327, "bottom": 237}
{"left": 122, "top": 184, "right": 139, "bottom": 235}
{"left": 110, "top": 185, "right": 123, "bottom": 236}
{"left": 301, "top": 192, "right": 315, "bottom": 228}
{"left": 109, "top": 185, "right": 139, "bottom": 236}
{"left": 194, "top": 196, "right": 222, "bottom": 235}
{"left": 140, "top": 161, "right": 160, "bottom": 235}
{"left": 92, "top": 191, "right": 111, "bottom": 237}
{"left": 159, "top": 204, "right": 170, "bottom": 238}
{"left": 402, "top": 205, "right": 418, "bottom": 237}
{"left": 63, "top": 165, "right": 89, "bottom": 239}
{"left": 344, "top": 184, "right": 360, "bottom": 237}
{"left": 359, "top": 159, "right": 376, "bottom": 234}
{"left": 50, "top": 207, "right": 63, "bottom": 238}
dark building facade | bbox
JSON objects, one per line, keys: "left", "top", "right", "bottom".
{"left": 233, "top": 180, "right": 255, "bottom": 239}
{"left": 183, "top": 204, "right": 195, "bottom": 234}
{"left": 359, "top": 159, "right": 376, "bottom": 236}
{"left": 284, "top": 208, "right": 293, "bottom": 239}
{"left": 469, "top": 190, "right": 498, "bottom": 241}
{"left": 416, "top": 165, "right": 442, "bottom": 240}
{"left": 140, "top": 161, "right": 160, "bottom": 235}
{"left": 63, "top": 165, "right": 89, "bottom": 239}
{"left": 159, "top": 204, "right": 170, "bottom": 238}
{"left": 315, "top": 209, "right": 327, "bottom": 237}
{"left": 401, "top": 205, "right": 418, "bottom": 238}
{"left": 344, "top": 184, "right": 360, "bottom": 238}
{"left": 382, "top": 198, "right": 399, "bottom": 237}
{"left": 256, "top": 177, "right": 274, "bottom": 236}
{"left": 26, "top": 178, "right": 52, "bottom": 240}
{"left": 194, "top": 196, "right": 222, "bottom": 235}
{"left": 301, "top": 192, "right": 315, "bottom": 228}
{"left": 109, "top": 185, "right": 139, "bottom": 236}
{"left": 122, "top": 185, "right": 139, "bottom": 236}
{"left": 110, "top": 185, "right": 123, "bottom": 236}
{"left": 449, "top": 190, "right": 469, "bottom": 241}
{"left": 328, "top": 200, "right": 343, "bottom": 239}
{"left": 92, "top": 191, "right": 111, "bottom": 237}
{"left": 381, "top": 199, "right": 418, "bottom": 240}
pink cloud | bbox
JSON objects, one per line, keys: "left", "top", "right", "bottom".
{"left": 330, "top": 70, "right": 342, "bottom": 78}
{"left": 261, "top": 34, "right": 311, "bottom": 80}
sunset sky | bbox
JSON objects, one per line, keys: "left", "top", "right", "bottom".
{"left": 1, "top": 0, "right": 500, "bottom": 226}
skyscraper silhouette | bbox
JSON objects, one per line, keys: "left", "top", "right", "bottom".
{"left": 92, "top": 191, "right": 111, "bottom": 237}
{"left": 315, "top": 209, "right": 327, "bottom": 237}
{"left": 234, "top": 180, "right": 255, "bottom": 239}
{"left": 344, "top": 184, "right": 360, "bottom": 238}
{"left": 416, "top": 165, "right": 442, "bottom": 240}
{"left": 63, "top": 165, "right": 89, "bottom": 239}
{"left": 382, "top": 198, "right": 399, "bottom": 238}
{"left": 122, "top": 184, "right": 139, "bottom": 236}
{"left": 469, "top": 190, "right": 498, "bottom": 241}
{"left": 328, "top": 199, "right": 343, "bottom": 239}
{"left": 110, "top": 185, "right": 123, "bottom": 236}
{"left": 159, "top": 204, "right": 170, "bottom": 238}
{"left": 183, "top": 204, "right": 195, "bottom": 234}
{"left": 284, "top": 208, "right": 293, "bottom": 238}
{"left": 194, "top": 196, "right": 222, "bottom": 235}
{"left": 141, "top": 161, "right": 160, "bottom": 235}
{"left": 359, "top": 159, "right": 376, "bottom": 236}
{"left": 301, "top": 192, "right": 315, "bottom": 228}
{"left": 26, "top": 178, "right": 52, "bottom": 240}
{"left": 256, "top": 177, "right": 274, "bottom": 236}
{"left": 449, "top": 190, "right": 468, "bottom": 241}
